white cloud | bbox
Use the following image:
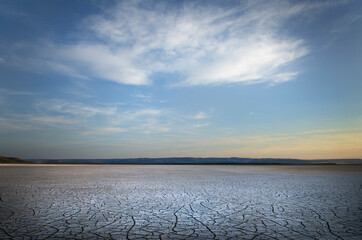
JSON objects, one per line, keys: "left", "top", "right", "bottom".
{"left": 131, "top": 91, "right": 153, "bottom": 102}
{"left": 33, "top": 99, "right": 170, "bottom": 133}
{"left": 0, "top": 94, "right": 211, "bottom": 136}
{"left": 191, "top": 111, "right": 209, "bottom": 119}
{"left": 7, "top": 0, "right": 339, "bottom": 86}
{"left": 122, "top": 108, "right": 162, "bottom": 121}
{"left": 36, "top": 99, "right": 117, "bottom": 117}
{"left": 51, "top": 44, "right": 149, "bottom": 85}
{"left": 192, "top": 122, "right": 210, "bottom": 128}
{"left": 132, "top": 92, "right": 147, "bottom": 98}
{"left": 132, "top": 118, "right": 171, "bottom": 134}
{"left": 78, "top": 0, "right": 311, "bottom": 86}
{"left": 0, "top": 114, "right": 78, "bottom": 132}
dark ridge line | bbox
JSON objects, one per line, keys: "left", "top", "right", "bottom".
{"left": 4, "top": 163, "right": 362, "bottom": 166}
{"left": 22, "top": 162, "right": 362, "bottom": 165}
{"left": 2, "top": 155, "right": 362, "bottom": 164}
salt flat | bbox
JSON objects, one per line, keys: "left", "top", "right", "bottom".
{"left": 0, "top": 165, "right": 361, "bottom": 239}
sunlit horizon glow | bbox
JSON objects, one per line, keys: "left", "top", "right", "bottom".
{"left": 0, "top": 0, "right": 361, "bottom": 159}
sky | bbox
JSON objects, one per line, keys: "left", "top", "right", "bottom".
{"left": 0, "top": 0, "right": 361, "bottom": 159}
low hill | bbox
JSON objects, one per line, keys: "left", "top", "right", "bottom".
{"left": 0, "top": 155, "right": 34, "bottom": 164}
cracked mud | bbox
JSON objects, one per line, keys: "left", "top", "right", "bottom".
{"left": 0, "top": 165, "right": 361, "bottom": 239}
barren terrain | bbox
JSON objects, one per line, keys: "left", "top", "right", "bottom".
{"left": 0, "top": 165, "right": 361, "bottom": 239}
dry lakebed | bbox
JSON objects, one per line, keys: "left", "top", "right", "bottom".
{"left": 0, "top": 165, "right": 361, "bottom": 239}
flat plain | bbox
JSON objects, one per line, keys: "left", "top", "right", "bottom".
{"left": 0, "top": 165, "right": 361, "bottom": 239}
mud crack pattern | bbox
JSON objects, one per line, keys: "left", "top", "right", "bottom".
{"left": 0, "top": 165, "right": 361, "bottom": 239}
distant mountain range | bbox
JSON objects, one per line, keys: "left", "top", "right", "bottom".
{"left": 1, "top": 154, "right": 361, "bottom": 164}
{"left": 26, "top": 157, "right": 362, "bottom": 164}
{"left": 0, "top": 155, "right": 34, "bottom": 164}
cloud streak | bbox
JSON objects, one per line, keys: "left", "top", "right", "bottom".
{"left": 0, "top": 98, "right": 210, "bottom": 137}
{"left": 79, "top": 0, "right": 309, "bottom": 86}
{"left": 191, "top": 111, "right": 209, "bottom": 119}
{"left": 3, "top": 0, "right": 330, "bottom": 86}
{"left": 36, "top": 99, "right": 117, "bottom": 117}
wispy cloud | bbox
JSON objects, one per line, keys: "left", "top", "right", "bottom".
{"left": 82, "top": 127, "right": 127, "bottom": 135}
{"left": 80, "top": 0, "right": 309, "bottom": 86}
{"left": 3, "top": 0, "right": 340, "bottom": 86}
{"left": 122, "top": 108, "right": 162, "bottom": 121}
{"left": 50, "top": 44, "right": 149, "bottom": 85}
{"left": 0, "top": 113, "right": 78, "bottom": 132}
{"left": 36, "top": 99, "right": 117, "bottom": 117}
{"left": 0, "top": 88, "right": 34, "bottom": 95}
{"left": 332, "top": 12, "right": 362, "bottom": 33}
{"left": 191, "top": 111, "right": 209, "bottom": 119}
{"left": 132, "top": 118, "right": 171, "bottom": 134}
{"left": 1, "top": 98, "right": 210, "bottom": 136}
{"left": 191, "top": 122, "right": 210, "bottom": 128}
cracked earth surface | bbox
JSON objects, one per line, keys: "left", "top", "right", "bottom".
{"left": 0, "top": 165, "right": 361, "bottom": 239}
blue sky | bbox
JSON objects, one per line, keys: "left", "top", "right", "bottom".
{"left": 0, "top": 0, "right": 361, "bottom": 159}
